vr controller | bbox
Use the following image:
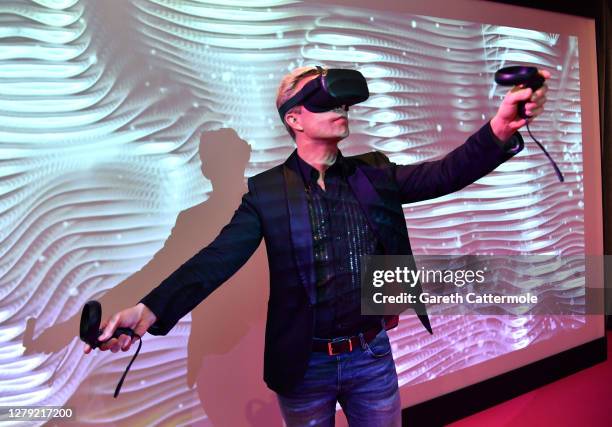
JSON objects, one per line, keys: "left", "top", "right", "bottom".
{"left": 80, "top": 300, "right": 141, "bottom": 398}
{"left": 80, "top": 300, "right": 134, "bottom": 349}
{"left": 495, "top": 65, "right": 563, "bottom": 182}
{"left": 494, "top": 66, "right": 545, "bottom": 119}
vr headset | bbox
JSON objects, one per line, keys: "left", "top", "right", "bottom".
{"left": 277, "top": 66, "right": 369, "bottom": 121}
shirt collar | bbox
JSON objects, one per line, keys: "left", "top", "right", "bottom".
{"left": 296, "top": 150, "right": 350, "bottom": 185}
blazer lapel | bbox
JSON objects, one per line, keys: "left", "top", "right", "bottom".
{"left": 348, "top": 161, "right": 434, "bottom": 335}
{"left": 347, "top": 165, "right": 393, "bottom": 252}
{"left": 283, "top": 151, "right": 317, "bottom": 305}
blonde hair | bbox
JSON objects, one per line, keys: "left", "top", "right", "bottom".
{"left": 276, "top": 66, "right": 325, "bottom": 139}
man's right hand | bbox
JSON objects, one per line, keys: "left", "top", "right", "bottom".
{"left": 83, "top": 303, "right": 157, "bottom": 354}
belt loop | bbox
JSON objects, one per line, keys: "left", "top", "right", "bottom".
{"left": 358, "top": 332, "right": 367, "bottom": 350}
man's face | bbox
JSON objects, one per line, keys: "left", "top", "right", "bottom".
{"left": 296, "top": 105, "right": 350, "bottom": 141}
{"left": 284, "top": 75, "right": 350, "bottom": 142}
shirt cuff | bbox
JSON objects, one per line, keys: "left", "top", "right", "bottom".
{"left": 487, "top": 121, "right": 523, "bottom": 154}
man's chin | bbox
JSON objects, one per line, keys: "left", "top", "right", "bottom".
{"left": 307, "top": 129, "right": 349, "bottom": 143}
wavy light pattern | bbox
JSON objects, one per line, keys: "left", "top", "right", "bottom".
{"left": 0, "top": 0, "right": 584, "bottom": 425}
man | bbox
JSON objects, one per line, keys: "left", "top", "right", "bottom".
{"left": 85, "top": 65, "right": 549, "bottom": 426}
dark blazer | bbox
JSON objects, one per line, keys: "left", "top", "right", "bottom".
{"left": 140, "top": 121, "right": 523, "bottom": 394}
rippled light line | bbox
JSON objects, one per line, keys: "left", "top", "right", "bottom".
{"left": 0, "top": 1, "right": 586, "bottom": 425}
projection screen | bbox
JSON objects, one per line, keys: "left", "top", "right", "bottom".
{"left": 1, "top": 0, "right": 603, "bottom": 426}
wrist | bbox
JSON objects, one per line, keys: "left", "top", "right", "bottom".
{"left": 490, "top": 116, "right": 514, "bottom": 143}
{"left": 137, "top": 303, "right": 157, "bottom": 327}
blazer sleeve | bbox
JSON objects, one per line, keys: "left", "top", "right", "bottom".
{"left": 382, "top": 121, "right": 524, "bottom": 204}
{"left": 139, "top": 178, "right": 263, "bottom": 335}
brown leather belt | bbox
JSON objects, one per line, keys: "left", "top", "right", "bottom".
{"left": 312, "top": 325, "right": 382, "bottom": 355}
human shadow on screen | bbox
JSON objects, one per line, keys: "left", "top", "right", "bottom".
{"left": 23, "top": 128, "right": 282, "bottom": 427}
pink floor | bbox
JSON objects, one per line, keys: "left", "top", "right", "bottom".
{"left": 448, "top": 331, "right": 611, "bottom": 427}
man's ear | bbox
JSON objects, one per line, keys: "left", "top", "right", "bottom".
{"left": 285, "top": 112, "right": 303, "bottom": 133}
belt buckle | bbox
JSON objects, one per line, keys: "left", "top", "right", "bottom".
{"left": 327, "top": 337, "right": 352, "bottom": 356}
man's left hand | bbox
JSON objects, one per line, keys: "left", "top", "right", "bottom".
{"left": 490, "top": 68, "right": 551, "bottom": 142}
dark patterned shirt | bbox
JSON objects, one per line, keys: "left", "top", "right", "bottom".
{"left": 296, "top": 151, "right": 383, "bottom": 338}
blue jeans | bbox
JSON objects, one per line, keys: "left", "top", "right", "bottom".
{"left": 276, "top": 328, "right": 401, "bottom": 427}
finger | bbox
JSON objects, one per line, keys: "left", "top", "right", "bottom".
{"left": 524, "top": 102, "right": 545, "bottom": 114}
{"left": 538, "top": 69, "right": 551, "bottom": 79}
{"left": 527, "top": 106, "right": 544, "bottom": 118}
{"left": 535, "top": 96, "right": 547, "bottom": 108}
{"left": 530, "top": 94, "right": 547, "bottom": 107}
{"left": 531, "top": 87, "right": 548, "bottom": 101}
{"left": 508, "top": 118, "right": 528, "bottom": 131}
{"left": 110, "top": 341, "right": 121, "bottom": 353}
{"left": 133, "top": 321, "right": 149, "bottom": 339}
{"left": 130, "top": 333, "right": 143, "bottom": 346}
{"left": 99, "top": 318, "right": 108, "bottom": 334}
{"left": 509, "top": 86, "right": 533, "bottom": 102}
{"left": 524, "top": 101, "right": 537, "bottom": 111}
{"left": 100, "top": 314, "right": 120, "bottom": 341}
{"left": 99, "top": 338, "right": 118, "bottom": 351}
{"left": 120, "top": 335, "right": 131, "bottom": 351}
{"left": 84, "top": 344, "right": 92, "bottom": 354}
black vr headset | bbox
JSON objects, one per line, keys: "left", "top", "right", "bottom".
{"left": 277, "top": 66, "right": 369, "bottom": 121}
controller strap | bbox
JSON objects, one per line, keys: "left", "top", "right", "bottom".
{"left": 113, "top": 334, "right": 142, "bottom": 398}
{"left": 525, "top": 121, "right": 564, "bottom": 182}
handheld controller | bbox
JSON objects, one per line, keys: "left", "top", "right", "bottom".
{"left": 494, "top": 66, "right": 545, "bottom": 119}
{"left": 80, "top": 300, "right": 142, "bottom": 398}
{"left": 80, "top": 300, "right": 134, "bottom": 349}
{"left": 494, "top": 65, "right": 563, "bottom": 182}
